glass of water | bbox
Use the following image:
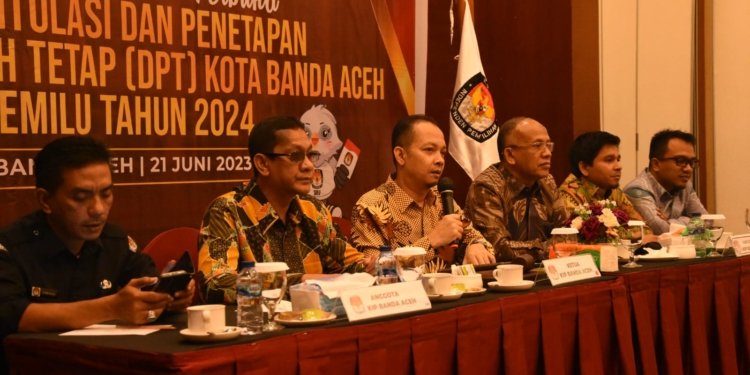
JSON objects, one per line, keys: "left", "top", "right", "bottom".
{"left": 254, "top": 262, "right": 289, "bottom": 331}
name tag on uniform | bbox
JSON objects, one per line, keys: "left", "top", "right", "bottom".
{"left": 31, "top": 286, "right": 57, "bottom": 298}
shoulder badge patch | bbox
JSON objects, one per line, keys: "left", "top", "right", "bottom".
{"left": 128, "top": 236, "right": 138, "bottom": 253}
{"left": 450, "top": 72, "right": 498, "bottom": 143}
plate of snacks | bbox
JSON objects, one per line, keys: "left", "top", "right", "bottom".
{"left": 274, "top": 309, "right": 337, "bottom": 327}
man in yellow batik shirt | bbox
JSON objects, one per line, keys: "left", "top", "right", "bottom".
{"left": 197, "top": 116, "right": 368, "bottom": 304}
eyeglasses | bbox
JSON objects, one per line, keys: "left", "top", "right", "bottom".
{"left": 263, "top": 150, "right": 315, "bottom": 163}
{"left": 659, "top": 156, "right": 699, "bottom": 168}
{"left": 506, "top": 141, "right": 555, "bottom": 153}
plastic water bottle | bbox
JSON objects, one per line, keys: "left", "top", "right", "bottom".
{"left": 236, "top": 261, "right": 263, "bottom": 335}
{"left": 376, "top": 246, "right": 399, "bottom": 284}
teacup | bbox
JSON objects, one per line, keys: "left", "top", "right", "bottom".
{"left": 451, "top": 274, "right": 483, "bottom": 291}
{"left": 493, "top": 264, "right": 523, "bottom": 285}
{"left": 187, "top": 304, "right": 226, "bottom": 334}
{"left": 421, "top": 273, "right": 453, "bottom": 295}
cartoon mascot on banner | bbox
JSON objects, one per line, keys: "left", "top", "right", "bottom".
{"left": 300, "top": 105, "right": 359, "bottom": 217}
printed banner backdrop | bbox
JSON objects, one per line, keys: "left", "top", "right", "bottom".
{"left": 0, "top": 0, "right": 412, "bottom": 245}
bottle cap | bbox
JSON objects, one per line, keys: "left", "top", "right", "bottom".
{"left": 240, "top": 261, "right": 255, "bottom": 269}
{"left": 379, "top": 245, "right": 392, "bottom": 252}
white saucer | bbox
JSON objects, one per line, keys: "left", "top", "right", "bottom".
{"left": 428, "top": 292, "right": 463, "bottom": 302}
{"left": 462, "top": 288, "right": 487, "bottom": 297}
{"left": 488, "top": 280, "right": 535, "bottom": 292}
{"left": 180, "top": 326, "right": 241, "bottom": 343}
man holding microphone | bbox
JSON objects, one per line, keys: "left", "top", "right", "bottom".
{"left": 350, "top": 115, "right": 495, "bottom": 266}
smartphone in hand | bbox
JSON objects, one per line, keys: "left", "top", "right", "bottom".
{"left": 143, "top": 270, "right": 192, "bottom": 296}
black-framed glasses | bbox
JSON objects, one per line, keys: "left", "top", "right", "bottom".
{"left": 506, "top": 141, "right": 554, "bottom": 153}
{"left": 659, "top": 156, "right": 699, "bottom": 168}
{"left": 263, "top": 150, "right": 315, "bottom": 163}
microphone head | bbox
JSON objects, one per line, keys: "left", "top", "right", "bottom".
{"left": 438, "top": 177, "right": 454, "bottom": 192}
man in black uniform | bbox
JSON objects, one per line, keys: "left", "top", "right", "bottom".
{"left": 0, "top": 136, "right": 194, "bottom": 370}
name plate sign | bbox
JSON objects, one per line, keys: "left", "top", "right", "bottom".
{"left": 340, "top": 281, "right": 431, "bottom": 322}
{"left": 542, "top": 254, "right": 601, "bottom": 286}
{"left": 731, "top": 233, "right": 750, "bottom": 257}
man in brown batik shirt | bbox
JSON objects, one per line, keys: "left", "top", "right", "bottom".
{"left": 464, "top": 117, "right": 568, "bottom": 261}
{"left": 350, "top": 115, "right": 495, "bottom": 266}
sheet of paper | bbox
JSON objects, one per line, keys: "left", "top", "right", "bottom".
{"left": 60, "top": 324, "right": 160, "bottom": 336}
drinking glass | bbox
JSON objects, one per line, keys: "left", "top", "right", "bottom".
{"left": 706, "top": 226, "right": 724, "bottom": 257}
{"left": 550, "top": 227, "right": 579, "bottom": 258}
{"left": 621, "top": 221, "right": 644, "bottom": 268}
{"left": 254, "top": 262, "right": 289, "bottom": 331}
{"left": 702, "top": 214, "right": 726, "bottom": 258}
{"left": 393, "top": 247, "right": 426, "bottom": 282}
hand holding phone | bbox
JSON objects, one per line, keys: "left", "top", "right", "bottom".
{"left": 143, "top": 270, "right": 193, "bottom": 296}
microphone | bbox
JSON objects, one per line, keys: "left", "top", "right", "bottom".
{"left": 437, "top": 177, "right": 459, "bottom": 262}
{"left": 438, "top": 177, "right": 455, "bottom": 216}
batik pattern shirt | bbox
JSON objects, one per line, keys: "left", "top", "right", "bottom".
{"left": 198, "top": 182, "right": 364, "bottom": 304}
{"left": 350, "top": 176, "right": 492, "bottom": 263}
{"left": 559, "top": 173, "right": 644, "bottom": 222}
{"left": 623, "top": 169, "right": 707, "bottom": 235}
{"left": 464, "top": 163, "right": 568, "bottom": 261}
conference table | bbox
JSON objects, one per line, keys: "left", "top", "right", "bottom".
{"left": 5, "top": 256, "right": 750, "bottom": 375}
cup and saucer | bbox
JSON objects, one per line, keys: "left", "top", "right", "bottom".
{"left": 180, "top": 305, "right": 242, "bottom": 343}
{"left": 422, "top": 273, "right": 464, "bottom": 302}
{"left": 488, "top": 264, "right": 535, "bottom": 292}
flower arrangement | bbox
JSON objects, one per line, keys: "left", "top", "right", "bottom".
{"left": 564, "top": 200, "right": 629, "bottom": 244}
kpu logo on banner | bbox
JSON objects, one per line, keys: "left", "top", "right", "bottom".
{"left": 450, "top": 73, "right": 498, "bottom": 143}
